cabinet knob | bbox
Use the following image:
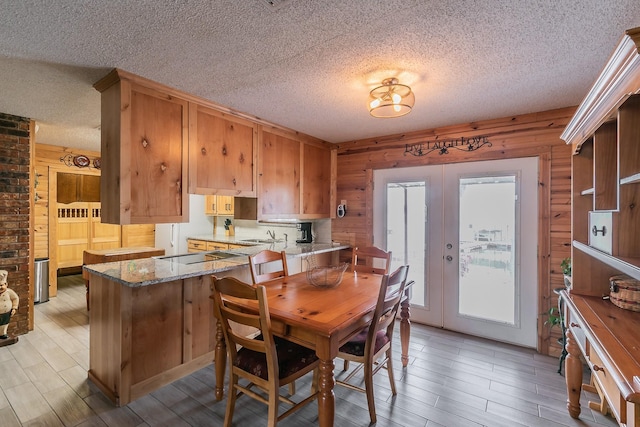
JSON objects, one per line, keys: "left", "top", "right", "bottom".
{"left": 570, "top": 322, "right": 580, "bottom": 328}
{"left": 592, "top": 225, "right": 607, "bottom": 236}
{"left": 592, "top": 364, "right": 605, "bottom": 373}
{"left": 141, "top": 139, "right": 149, "bottom": 148}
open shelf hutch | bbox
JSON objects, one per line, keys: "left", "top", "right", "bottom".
{"left": 560, "top": 27, "right": 640, "bottom": 425}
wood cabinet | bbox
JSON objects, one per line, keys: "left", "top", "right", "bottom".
{"left": 187, "top": 239, "right": 250, "bottom": 252}
{"left": 88, "top": 272, "right": 216, "bottom": 406}
{"left": 57, "top": 203, "right": 120, "bottom": 269}
{"left": 57, "top": 173, "right": 100, "bottom": 204}
{"left": 57, "top": 203, "right": 157, "bottom": 268}
{"left": 204, "top": 195, "right": 234, "bottom": 216}
{"left": 188, "top": 239, "right": 208, "bottom": 253}
{"left": 94, "top": 69, "right": 189, "bottom": 224}
{"left": 189, "top": 104, "right": 257, "bottom": 196}
{"left": 257, "top": 126, "right": 334, "bottom": 220}
{"left": 121, "top": 224, "right": 156, "bottom": 247}
{"left": 560, "top": 27, "right": 640, "bottom": 425}
{"left": 206, "top": 241, "right": 228, "bottom": 251}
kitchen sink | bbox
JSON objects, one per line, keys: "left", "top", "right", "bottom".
{"left": 155, "top": 251, "right": 238, "bottom": 265}
{"left": 240, "top": 239, "right": 283, "bottom": 244}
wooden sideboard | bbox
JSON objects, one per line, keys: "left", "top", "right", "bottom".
{"left": 560, "top": 27, "right": 640, "bottom": 425}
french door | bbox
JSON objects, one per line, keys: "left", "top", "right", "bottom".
{"left": 373, "top": 157, "right": 538, "bottom": 347}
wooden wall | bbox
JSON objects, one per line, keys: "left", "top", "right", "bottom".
{"left": 34, "top": 144, "right": 102, "bottom": 296}
{"left": 331, "top": 107, "right": 575, "bottom": 356}
{"left": 34, "top": 143, "right": 155, "bottom": 297}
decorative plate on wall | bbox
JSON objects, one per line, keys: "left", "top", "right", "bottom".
{"left": 73, "top": 155, "right": 90, "bottom": 168}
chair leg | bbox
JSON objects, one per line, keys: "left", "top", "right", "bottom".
{"left": 364, "top": 358, "right": 377, "bottom": 424}
{"left": 386, "top": 347, "right": 397, "bottom": 395}
{"left": 288, "top": 382, "right": 296, "bottom": 395}
{"left": 267, "top": 380, "right": 279, "bottom": 427}
{"left": 224, "top": 373, "right": 238, "bottom": 427}
{"left": 343, "top": 359, "right": 350, "bottom": 371}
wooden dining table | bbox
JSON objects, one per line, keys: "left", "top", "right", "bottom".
{"left": 214, "top": 270, "right": 413, "bottom": 427}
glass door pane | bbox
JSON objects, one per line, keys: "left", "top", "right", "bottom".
{"left": 386, "top": 182, "right": 426, "bottom": 306}
{"left": 458, "top": 175, "right": 516, "bottom": 324}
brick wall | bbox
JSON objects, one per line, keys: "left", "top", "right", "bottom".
{"left": 0, "top": 113, "right": 31, "bottom": 336}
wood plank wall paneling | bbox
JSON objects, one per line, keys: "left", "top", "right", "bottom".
{"left": 34, "top": 144, "right": 101, "bottom": 258}
{"left": 332, "top": 107, "right": 575, "bottom": 356}
{"left": 34, "top": 143, "right": 155, "bottom": 297}
{"left": 35, "top": 144, "right": 101, "bottom": 297}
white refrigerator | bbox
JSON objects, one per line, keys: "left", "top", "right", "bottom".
{"left": 155, "top": 195, "right": 213, "bottom": 255}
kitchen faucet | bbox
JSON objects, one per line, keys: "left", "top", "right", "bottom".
{"left": 267, "top": 230, "right": 276, "bottom": 240}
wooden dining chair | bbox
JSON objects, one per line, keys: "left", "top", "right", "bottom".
{"left": 343, "top": 245, "right": 393, "bottom": 371}
{"left": 351, "top": 246, "right": 392, "bottom": 275}
{"left": 211, "top": 276, "right": 320, "bottom": 427}
{"left": 249, "top": 250, "right": 289, "bottom": 284}
{"left": 336, "top": 264, "right": 409, "bottom": 424}
{"left": 248, "top": 249, "right": 299, "bottom": 395}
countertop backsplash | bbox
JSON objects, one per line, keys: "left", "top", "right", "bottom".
{"left": 216, "top": 218, "right": 331, "bottom": 244}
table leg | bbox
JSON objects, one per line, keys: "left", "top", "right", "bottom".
{"left": 400, "top": 296, "right": 411, "bottom": 367}
{"left": 565, "top": 328, "right": 582, "bottom": 418}
{"left": 215, "top": 320, "right": 226, "bottom": 401}
{"left": 317, "top": 358, "right": 335, "bottom": 427}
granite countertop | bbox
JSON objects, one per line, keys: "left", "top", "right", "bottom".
{"left": 186, "top": 234, "right": 289, "bottom": 246}
{"left": 83, "top": 242, "right": 350, "bottom": 288}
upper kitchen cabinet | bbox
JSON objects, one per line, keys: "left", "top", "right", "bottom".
{"left": 189, "top": 104, "right": 257, "bottom": 196}
{"left": 258, "top": 126, "right": 334, "bottom": 220}
{"left": 94, "top": 69, "right": 189, "bottom": 224}
{"left": 204, "top": 195, "right": 234, "bottom": 216}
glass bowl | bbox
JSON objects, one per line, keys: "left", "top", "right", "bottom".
{"left": 306, "top": 263, "right": 349, "bottom": 288}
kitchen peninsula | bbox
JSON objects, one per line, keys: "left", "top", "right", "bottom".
{"left": 84, "top": 241, "right": 349, "bottom": 406}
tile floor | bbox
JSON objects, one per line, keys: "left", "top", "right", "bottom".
{"left": 0, "top": 275, "right": 619, "bottom": 426}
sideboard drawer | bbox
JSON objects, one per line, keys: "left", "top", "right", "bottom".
{"left": 590, "top": 348, "right": 623, "bottom": 423}
{"left": 588, "top": 211, "right": 613, "bottom": 254}
{"left": 566, "top": 314, "right": 587, "bottom": 355}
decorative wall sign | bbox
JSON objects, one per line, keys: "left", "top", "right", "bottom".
{"left": 404, "top": 136, "right": 492, "bottom": 156}
{"left": 60, "top": 154, "right": 101, "bottom": 169}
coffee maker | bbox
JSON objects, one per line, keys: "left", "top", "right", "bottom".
{"left": 296, "top": 222, "right": 313, "bottom": 243}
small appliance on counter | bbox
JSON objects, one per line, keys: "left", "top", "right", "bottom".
{"left": 296, "top": 222, "right": 313, "bottom": 243}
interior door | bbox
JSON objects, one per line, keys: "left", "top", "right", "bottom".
{"left": 374, "top": 157, "right": 538, "bottom": 347}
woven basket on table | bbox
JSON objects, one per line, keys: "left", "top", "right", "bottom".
{"left": 609, "top": 274, "right": 640, "bottom": 312}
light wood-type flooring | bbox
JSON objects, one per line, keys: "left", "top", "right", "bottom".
{"left": 0, "top": 275, "right": 618, "bottom": 426}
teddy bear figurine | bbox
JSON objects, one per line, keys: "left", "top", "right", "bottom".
{"left": 0, "top": 270, "right": 19, "bottom": 340}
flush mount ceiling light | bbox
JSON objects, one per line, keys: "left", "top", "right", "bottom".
{"left": 368, "top": 77, "right": 415, "bottom": 118}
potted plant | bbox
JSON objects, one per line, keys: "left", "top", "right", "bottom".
{"left": 544, "top": 307, "right": 561, "bottom": 330}
{"left": 561, "top": 257, "right": 571, "bottom": 289}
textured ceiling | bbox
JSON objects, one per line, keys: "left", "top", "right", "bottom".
{"left": 1, "top": 0, "right": 639, "bottom": 152}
